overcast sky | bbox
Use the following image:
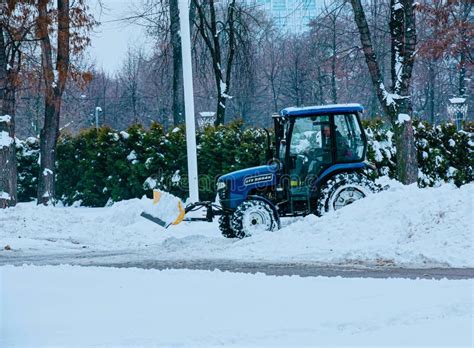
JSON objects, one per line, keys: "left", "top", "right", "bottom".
{"left": 88, "top": 0, "right": 152, "bottom": 74}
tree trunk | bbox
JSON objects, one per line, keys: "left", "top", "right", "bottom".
{"left": 428, "top": 62, "right": 435, "bottom": 124}
{"left": 0, "top": 25, "right": 17, "bottom": 208}
{"left": 458, "top": 1, "right": 470, "bottom": 97}
{"left": 331, "top": 21, "right": 337, "bottom": 104}
{"left": 214, "top": 62, "right": 227, "bottom": 125}
{"left": 390, "top": 0, "right": 418, "bottom": 184}
{"left": 37, "top": 0, "right": 70, "bottom": 205}
{"left": 393, "top": 97, "right": 418, "bottom": 183}
{"left": 350, "top": 0, "right": 418, "bottom": 184}
{"left": 38, "top": 100, "right": 60, "bottom": 203}
{"left": 170, "top": 0, "right": 185, "bottom": 125}
{"left": 270, "top": 73, "right": 279, "bottom": 113}
{"left": 317, "top": 66, "right": 324, "bottom": 104}
{"left": 215, "top": 94, "right": 226, "bottom": 125}
{"left": 458, "top": 50, "right": 466, "bottom": 97}
{"left": 0, "top": 110, "right": 16, "bottom": 208}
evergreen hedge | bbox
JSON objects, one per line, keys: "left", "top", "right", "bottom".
{"left": 362, "top": 119, "right": 473, "bottom": 187}
{"left": 16, "top": 120, "right": 472, "bottom": 207}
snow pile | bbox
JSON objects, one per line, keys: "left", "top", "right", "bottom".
{"left": 153, "top": 181, "right": 473, "bottom": 267}
{"left": 0, "top": 181, "right": 472, "bottom": 267}
{"left": 0, "top": 197, "right": 215, "bottom": 252}
{"left": 265, "top": 182, "right": 472, "bottom": 267}
{"left": 1, "top": 265, "right": 472, "bottom": 346}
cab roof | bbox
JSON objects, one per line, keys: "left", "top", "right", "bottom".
{"left": 280, "top": 103, "right": 364, "bottom": 117}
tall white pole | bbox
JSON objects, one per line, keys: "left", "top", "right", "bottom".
{"left": 179, "top": 0, "right": 199, "bottom": 202}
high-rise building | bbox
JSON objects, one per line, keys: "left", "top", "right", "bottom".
{"left": 247, "top": 0, "right": 322, "bottom": 33}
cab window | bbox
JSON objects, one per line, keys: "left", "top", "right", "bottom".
{"left": 333, "top": 114, "right": 365, "bottom": 162}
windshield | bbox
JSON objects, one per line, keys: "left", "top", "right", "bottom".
{"left": 279, "top": 116, "right": 330, "bottom": 162}
{"left": 289, "top": 116, "right": 329, "bottom": 156}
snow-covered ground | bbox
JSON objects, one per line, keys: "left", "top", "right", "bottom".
{"left": 1, "top": 180, "right": 472, "bottom": 268}
{"left": 1, "top": 265, "right": 472, "bottom": 347}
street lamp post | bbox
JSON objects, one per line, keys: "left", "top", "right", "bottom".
{"left": 198, "top": 112, "right": 216, "bottom": 130}
{"left": 179, "top": 0, "right": 199, "bottom": 203}
{"left": 447, "top": 97, "right": 468, "bottom": 131}
{"left": 95, "top": 106, "right": 102, "bottom": 129}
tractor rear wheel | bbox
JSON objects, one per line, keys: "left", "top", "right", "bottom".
{"left": 219, "top": 215, "right": 236, "bottom": 238}
{"left": 315, "top": 172, "right": 380, "bottom": 216}
{"left": 231, "top": 200, "right": 278, "bottom": 238}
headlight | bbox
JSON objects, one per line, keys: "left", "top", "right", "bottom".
{"left": 216, "top": 181, "right": 226, "bottom": 190}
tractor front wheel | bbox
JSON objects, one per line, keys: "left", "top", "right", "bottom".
{"left": 231, "top": 200, "right": 278, "bottom": 238}
{"left": 315, "top": 172, "right": 380, "bottom": 216}
{"left": 218, "top": 215, "right": 236, "bottom": 238}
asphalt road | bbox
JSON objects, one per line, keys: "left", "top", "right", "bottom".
{"left": 1, "top": 250, "right": 473, "bottom": 280}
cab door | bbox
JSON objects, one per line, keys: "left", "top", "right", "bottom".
{"left": 287, "top": 115, "right": 333, "bottom": 186}
{"left": 285, "top": 116, "right": 333, "bottom": 213}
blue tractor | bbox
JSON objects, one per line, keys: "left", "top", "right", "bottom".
{"left": 183, "top": 104, "right": 381, "bottom": 238}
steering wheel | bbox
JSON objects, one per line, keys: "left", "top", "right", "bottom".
{"left": 296, "top": 154, "right": 309, "bottom": 164}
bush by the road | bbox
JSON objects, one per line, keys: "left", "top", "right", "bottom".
{"left": 16, "top": 120, "right": 472, "bottom": 206}
{"left": 363, "top": 119, "right": 473, "bottom": 187}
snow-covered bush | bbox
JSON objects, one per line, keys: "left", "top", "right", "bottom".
{"left": 16, "top": 119, "right": 471, "bottom": 206}
{"left": 363, "top": 119, "right": 397, "bottom": 179}
{"left": 53, "top": 120, "right": 267, "bottom": 206}
{"left": 414, "top": 121, "right": 473, "bottom": 187}
{"left": 16, "top": 137, "right": 40, "bottom": 202}
{"left": 56, "top": 124, "right": 169, "bottom": 207}
{"left": 363, "top": 119, "right": 473, "bottom": 187}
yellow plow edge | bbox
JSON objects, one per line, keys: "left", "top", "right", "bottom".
{"left": 151, "top": 189, "right": 185, "bottom": 226}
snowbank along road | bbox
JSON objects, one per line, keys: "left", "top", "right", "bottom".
{"left": 1, "top": 179, "right": 472, "bottom": 273}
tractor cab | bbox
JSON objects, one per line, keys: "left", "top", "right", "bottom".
{"left": 274, "top": 104, "right": 368, "bottom": 214}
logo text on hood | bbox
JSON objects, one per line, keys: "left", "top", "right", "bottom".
{"left": 244, "top": 174, "right": 273, "bottom": 185}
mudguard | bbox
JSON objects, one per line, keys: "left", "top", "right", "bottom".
{"left": 313, "top": 162, "right": 371, "bottom": 192}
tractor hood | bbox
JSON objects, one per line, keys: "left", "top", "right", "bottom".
{"left": 218, "top": 164, "right": 278, "bottom": 186}
{"left": 217, "top": 164, "right": 279, "bottom": 210}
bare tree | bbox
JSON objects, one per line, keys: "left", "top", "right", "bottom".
{"left": 36, "top": 0, "right": 95, "bottom": 204}
{"left": 134, "top": 0, "right": 185, "bottom": 125}
{"left": 320, "top": 1, "right": 347, "bottom": 104}
{"left": 418, "top": 0, "right": 472, "bottom": 99}
{"left": 281, "top": 36, "right": 310, "bottom": 107}
{"left": 0, "top": 0, "right": 36, "bottom": 208}
{"left": 261, "top": 29, "right": 285, "bottom": 113}
{"left": 9, "top": 0, "right": 469, "bottom": 144}
{"left": 350, "top": 0, "right": 418, "bottom": 184}
{"left": 192, "top": 0, "right": 238, "bottom": 125}
{"left": 118, "top": 47, "right": 144, "bottom": 124}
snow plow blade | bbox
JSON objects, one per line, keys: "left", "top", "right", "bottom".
{"left": 140, "top": 190, "right": 185, "bottom": 228}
